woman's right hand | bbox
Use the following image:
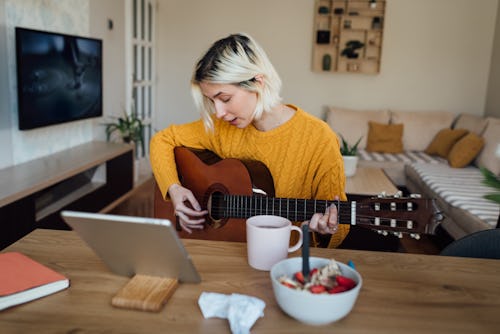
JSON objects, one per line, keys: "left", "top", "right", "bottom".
{"left": 168, "top": 183, "right": 208, "bottom": 233}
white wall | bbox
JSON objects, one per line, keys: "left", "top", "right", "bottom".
{"left": 155, "top": 0, "right": 499, "bottom": 130}
{"left": 0, "top": 0, "right": 13, "bottom": 169}
{"left": 89, "top": 0, "right": 127, "bottom": 141}
{"left": 2, "top": 0, "right": 92, "bottom": 167}
{"left": 486, "top": 1, "right": 500, "bottom": 118}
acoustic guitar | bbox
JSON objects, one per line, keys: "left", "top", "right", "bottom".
{"left": 154, "top": 147, "right": 442, "bottom": 242}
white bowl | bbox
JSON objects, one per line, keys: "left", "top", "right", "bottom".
{"left": 270, "top": 257, "right": 362, "bottom": 325}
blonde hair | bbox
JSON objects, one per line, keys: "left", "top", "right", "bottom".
{"left": 191, "top": 33, "right": 282, "bottom": 131}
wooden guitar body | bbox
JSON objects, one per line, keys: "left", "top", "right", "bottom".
{"left": 154, "top": 147, "right": 274, "bottom": 242}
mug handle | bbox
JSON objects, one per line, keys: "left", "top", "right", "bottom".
{"left": 288, "top": 225, "right": 303, "bottom": 252}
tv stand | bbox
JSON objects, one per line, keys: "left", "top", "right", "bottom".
{"left": 0, "top": 141, "right": 134, "bottom": 249}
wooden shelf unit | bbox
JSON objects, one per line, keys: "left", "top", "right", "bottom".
{"left": 0, "top": 141, "right": 134, "bottom": 249}
{"left": 312, "top": 0, "right": 386, "bottom": 74}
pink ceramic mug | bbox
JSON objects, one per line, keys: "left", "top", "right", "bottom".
{"left": 246, "top": 215, "right": 303, "bottom": 271}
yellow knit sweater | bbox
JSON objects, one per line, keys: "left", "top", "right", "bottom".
{"left": 150, "top": 105, "right": 349, "bottom": 248}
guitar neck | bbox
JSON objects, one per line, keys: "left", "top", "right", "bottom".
{"left": 212, "top": 194, "right": 353, "bottom": 224}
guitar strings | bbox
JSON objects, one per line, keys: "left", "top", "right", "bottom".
{"left": 209, "top": 207, "right": 418, "bottom": 229}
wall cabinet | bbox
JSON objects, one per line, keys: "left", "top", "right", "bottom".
{"left": 312, "top": 0, "right": 386, "bottom": 74}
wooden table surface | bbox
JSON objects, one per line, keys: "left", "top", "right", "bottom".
{"left": 2, "top": 229, "right": 500, "bottom": 333}
{"left": 345, "top": 166, "right": 399, "bottom": 196}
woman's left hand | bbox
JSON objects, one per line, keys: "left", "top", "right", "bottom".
{"left": 304, "top": 198, "right": 339, "bottom": 234}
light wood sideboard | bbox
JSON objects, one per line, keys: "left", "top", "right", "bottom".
{"left": 0, "top": 141, "right": 133, "bottom": 249}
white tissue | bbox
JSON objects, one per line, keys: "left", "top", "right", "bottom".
{"left": 198, "top": 292, "right": 265, "bottom": 334}
{"left": 198, "top": 292, "right": 231, "bottom": 318}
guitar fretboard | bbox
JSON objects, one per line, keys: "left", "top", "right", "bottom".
{"left": 210, "top": 194, "right": 354, "bottom": 224}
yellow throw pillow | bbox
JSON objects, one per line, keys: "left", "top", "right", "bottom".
{"left": 425, "top": 128, "right": 469, "bottom": 158}
{"left": 447, "top": 133, "right": 485, "bottom": 168}
{"left": 366, "top": 122, "right": 404, "bottom": 153}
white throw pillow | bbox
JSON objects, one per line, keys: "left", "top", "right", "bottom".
{"left": 390, "top": 110, "right": 455, "bottom": 151}
{"left": 326, "top": 107, "right": 390, "bottom": 149}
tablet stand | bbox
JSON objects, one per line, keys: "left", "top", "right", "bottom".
{"left": 111, "top": 274, "right": 178, "bottom": 312}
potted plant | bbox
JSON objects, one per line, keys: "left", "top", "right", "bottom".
{"left": 340, "top": 134, "right": 362, "bottom": 177}
{"left": 103, "top": 107, "right": 145, "bottom": 154}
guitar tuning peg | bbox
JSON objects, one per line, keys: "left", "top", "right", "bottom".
{"left": 376, "top": 230, "right": 389, "bottom": 237}
{"left": 409, "top": 193, "right": 422, "bottom": 198}
{"left": 392, "top": 232, "right": 403, "bottom": 238}
{"left": 393, "top": 191, "right": 403, "bottom": 198}
{"left": 377, "top": 191, "right": 387, "bottom": 198}
{"left": 410, "top": 233, "right": 421, "bottom": 240}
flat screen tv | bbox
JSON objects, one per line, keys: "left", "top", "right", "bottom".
{"left": 15, "top": 27, "right": 103, "bottom": 130}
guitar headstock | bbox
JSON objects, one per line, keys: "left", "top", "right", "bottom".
{"left": 353, "top": 195, "right": 443, "bottom": 239}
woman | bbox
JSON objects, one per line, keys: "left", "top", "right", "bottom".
{"left": 150, "top": 33, "right": 348, "bottom": 248}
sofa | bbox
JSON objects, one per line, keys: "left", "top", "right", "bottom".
{"left": 326, "top": 107, "right": 500, "bottom": 241}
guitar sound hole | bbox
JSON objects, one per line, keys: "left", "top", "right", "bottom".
{"left": 209, "top": 192, "right": 225, "bottom": 220}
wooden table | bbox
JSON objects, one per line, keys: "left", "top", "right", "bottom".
{"left": 2, "top": 229, "right": 500, "bottom": 333}
{"left": 345, "top": 166, "right": 399, "bottom": 196}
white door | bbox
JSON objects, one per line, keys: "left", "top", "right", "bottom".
{"left": 126, "top": 0, "right": 156, "bottom": 160}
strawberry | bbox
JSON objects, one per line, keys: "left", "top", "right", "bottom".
{"left": 294, "top": 271, "right": 305, "bottom": 284}
{"left": 336, "top": 275, "right": 356, "bottom": 289}
{"left": 309, "top": 285, "right": 327, "bottom": 294}
{"left": 309, "top": 268, "right": 318, "bottom": 279}
{"left": 281, "top": 281, "right": 296, "bottom": 289}
{"left": 328, "top": 285, "right": 348, "bottom": 294}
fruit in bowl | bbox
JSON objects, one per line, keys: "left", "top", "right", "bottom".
{"left": 270, "top": 257, "right": 362, "bottom": 325}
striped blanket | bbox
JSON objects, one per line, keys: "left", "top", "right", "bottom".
{"left": 408, "top": 163, "right": 499, "bottom": 228}
{"left": 358, "top": 149, "right": 447, "bottom": 165}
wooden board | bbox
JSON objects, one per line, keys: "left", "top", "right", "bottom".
{"left": 111, "top": 275, "right": 178, "bottom": 312}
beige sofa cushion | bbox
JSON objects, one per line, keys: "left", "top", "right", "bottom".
{"left": 475, "top": 117, "right": 500, "bottom": 174}
{"left": 453, "top": 113, "right": 488, "bottom": 135}
{"left": 326, "top": 107, "right": 390, "bottom": 149}
{"left": 390, "top": 110, "right": 455, "bottom": 151}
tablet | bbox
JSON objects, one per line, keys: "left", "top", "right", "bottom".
{"left": 60, "top": 211, "right": 201, "bottom": 283}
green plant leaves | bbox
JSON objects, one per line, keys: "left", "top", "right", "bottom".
{"left": 481, "top": 167, "right": 500, "bottom": 204}
{"left": 339, "top": 134, "right": 362, "bottom": 156}
{"left": 103, "top": 108, "right": 145, "bottom": 153}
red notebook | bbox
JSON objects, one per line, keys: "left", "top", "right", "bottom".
{"left": 0, "top": 252, "right": 70, "bottom": 311}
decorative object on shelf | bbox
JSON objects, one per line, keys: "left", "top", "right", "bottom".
{"left": 322, "top": 54, "right": 332, "bottom": 71}
{"left": 340, "top": 135, "right": 362, "bottom": 177}
{"left": 343, "top": 19, "right": 351, "bottom": 29}
{"left": 333, "top": 8, "right": 344, "bottom": 15}
{"left": 318, "top": 6, "right": 329, "bottom": 14}
{"left": 341, "top": 40, "right": 365, "bottom": 59}
{"left": 103, "top": 105, "right": 145, "bottom": 154}
{"left": 347, "top": 62, "right": 360, "bottom": 72}
{"left": 372, "top": 16, "right": 382, "bottom": 29}
{"left": 317, "top": 30, "right": 331, "bottom": 44}
{"left": 370, "top": 0, "right": 377, "bottom": 9}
